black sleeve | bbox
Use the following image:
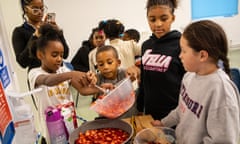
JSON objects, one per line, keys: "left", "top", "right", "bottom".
{"left": 70, "top": 46, "right": 90, "bottom": 72}
{"left": 12, "top": 28, "right": 32, "bottom": 68}
{"left": 27, "top": 35, "right": 38, "bottom": 59}
{"left": 136, "top": 59, "right": 145, "bottom": 112}
{"left": 59, "top": 32, "right": 69, "bottom": 59}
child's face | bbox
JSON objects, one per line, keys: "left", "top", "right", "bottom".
{"left": 38, "top": 40, "right": 64, "bottom": 73}
{"left": 93, "top": 31, "right": 106, "bottom": 47}
{"left": 147, "top": 5, "right": 175, "bottom": 38}
{"left": 96, "top": 50, "right": 121, "bottom": 80}
{"left": 179, "top": 36, "right": 201, "bottom": 73}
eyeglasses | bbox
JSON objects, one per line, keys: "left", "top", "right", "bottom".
{"left": 26, "top": 5, "right": 48, "bottom": 15}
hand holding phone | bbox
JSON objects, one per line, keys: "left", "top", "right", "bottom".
{"left": 46, "top": 13, "right": 56, "bottom": 23}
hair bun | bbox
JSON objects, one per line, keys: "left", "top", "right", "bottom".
{"left": 39, "top": 23, "right": 61, "bottom": 36}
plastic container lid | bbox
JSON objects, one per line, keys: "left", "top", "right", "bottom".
{"left": 45, "top": 107, "right": 62, "bottom": 122}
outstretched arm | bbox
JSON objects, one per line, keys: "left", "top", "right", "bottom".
{"left": 35, "top": 71, "right": 81, "bottom": 86}
{"left": 34, "top": 70, "right": 100, "bottom": 95}
{"left": 71, "top": 71, "right": 100, "bottom": 95}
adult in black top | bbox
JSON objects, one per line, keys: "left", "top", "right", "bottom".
{"left": 71, "top": 27, "right": 105, "bottom": 72}
{"left": 12, "top": 0, "right": 69, "bottom": 71}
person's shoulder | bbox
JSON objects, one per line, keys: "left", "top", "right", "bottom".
{"left": 28, "top": 67, "right": 46, "bottom": 78}
{"left": 184, "top": 70, "right": 228, "bottom": 85}
{"left": 12, "top": 24, "right": 25, "bottom": 33}
{"left": 82, "top": 40, "right": 91, "bottom": 46}
{"left": 142, "top": 37, "right": 153, "bottom": 49}
{"left": 142, "top": 33, "right": 155, "bottom": 43}
{"left": 110, "top": 38, "right": 122, "bottom": 45}
{"left": 29, "top": 67, "right": 42, "bottom": 73}
{"left": 167, "top": 30, "right": 181, "bottom": 39}
{"left": 82, "top": 40, "right": 93, "bottom": 48}
{"left": 183, "top": 72, "right": 194, "bottom": 79}
{"left": 121, "top": 39, "right": 139, "bottom": 48}
{"left": 171, "top": 30, "right": 181, "bottom": 35}
{"left": 125, "top": 39, "right": 137, "bottom": 45}
{"left": 88, "top": 48, "right": 97, "bottom": 57}
{"left": 210, "top": 69, "right": 239, "bottom": 104}
{"left": 13, "top": 23, "right": 25, "bottom": 29}
{"left": 79, "top": 41, "right": 94, "bottom": 51}
{"left": 215, "top": 69, "right": 233, "bottom": 84}
{"left": 12, "top": 23, "right": 34, "bottom": 37}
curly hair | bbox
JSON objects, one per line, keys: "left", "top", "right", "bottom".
{"left": 98, "top": 19, "right": 124, "bottom": 39}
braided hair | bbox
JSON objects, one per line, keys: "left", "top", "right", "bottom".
{"left": 182, "top": 20, "right": 230, "bottom": 76}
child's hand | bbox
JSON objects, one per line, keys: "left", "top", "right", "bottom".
{"left": 71, "top": 71, "right": 99, "bottom": 95}
{"left": 71, "top": 71, "right": 89, "bottom": 87}
{"left": 86, "top": 71, "right": 97, "bottom": 86}
{"left": 125, "top": 65, "right": 140, "bottom": 82}
{"left": 100, "top": 83, "right": 115, "bottom": 92}
{"left": 151, "top": 120, "right": 164, "bottom": 127}
{"left": 33, "top": 22, "right": 43, "bottom": 37}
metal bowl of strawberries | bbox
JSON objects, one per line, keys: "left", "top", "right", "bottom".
{"left": 69, "top": 118, "right": 133, "bottom": 144}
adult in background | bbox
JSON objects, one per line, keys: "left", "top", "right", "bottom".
{"left": 12, "top": 0, "right": 69, "bottom": 111}
{"left": 12, "top": 0, "right": 69, "bottom": 71}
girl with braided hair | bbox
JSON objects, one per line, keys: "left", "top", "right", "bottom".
{"left": 152, "top": 20, "right": 240, "bottom": 144}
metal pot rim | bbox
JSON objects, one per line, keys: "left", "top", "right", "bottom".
{"left": 69, "top": 119, "right": 133, "bottom": 144}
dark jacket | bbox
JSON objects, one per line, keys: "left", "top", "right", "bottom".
{"left": 71, "top": 40, "right": 94, "bottom": 72}
{"left": 12, "top": 22, "right": 69, "bottom": 71}
{"left": 137, "top": 30, "right": 186, "bottom": 120}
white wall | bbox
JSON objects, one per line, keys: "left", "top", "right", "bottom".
{"left": 0, "top": 0, "right": 27, "bottom": 92}
{"left": 44, "top": 0, "right": 240, "bottom": 58}
{"left": 43, "top": 0, "right": 192, "bottom": 60}
{"left": 43, "top": 0, "right": 149, "bottom": 60}
{"left": 0, "top": 0, "right": 240, "bottom": 92}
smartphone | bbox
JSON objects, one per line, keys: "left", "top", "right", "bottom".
{"left": 46, "top": 13, "right": 56, "bottom": 23}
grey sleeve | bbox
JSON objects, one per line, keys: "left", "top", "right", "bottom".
{"left": 161, "top": 107, "right": 180, "bottom": 127}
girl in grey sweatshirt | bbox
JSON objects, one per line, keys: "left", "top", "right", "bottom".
{"left": 152, "top": 20, "right": 240, "bottom": 144}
